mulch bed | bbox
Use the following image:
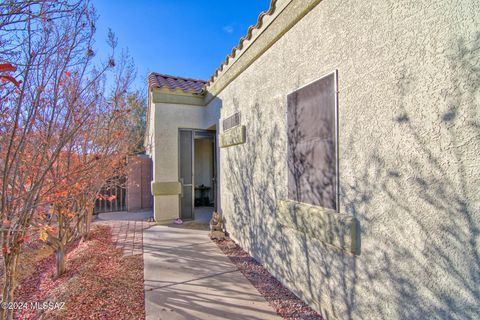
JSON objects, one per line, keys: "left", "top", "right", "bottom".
{"left": 214, "top": 238, "right": 323, "bottom": 320}
{"left": 14, "top": 225, "right": 144, "bottom": 320}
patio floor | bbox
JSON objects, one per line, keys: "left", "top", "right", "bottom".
{"left": 194, "top": 206, "right": 214, "bottom": 224}
{"left": 95, "top": 210, "right": 155, "bottom": 256}
{"left": 143, "top": 225, "right": 281, "bottom": 320}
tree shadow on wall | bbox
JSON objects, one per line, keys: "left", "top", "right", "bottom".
{"left": 340, "top": 32, "right": 480, "bottom": 319}
{"left": 221, "top": 98, "right": 298, "bottom": 293}
{"left": 221, "top": 33, "right": 479, "bottom": 320}
{"left": 285, "top": 77, "right": 355, "bottom": 319}
{"left": 222, "top": 96, "right": 358, "bottom": 319}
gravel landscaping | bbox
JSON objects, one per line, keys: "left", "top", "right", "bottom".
{"left": 214, "top": 238, "right": 323, "bottom": 320}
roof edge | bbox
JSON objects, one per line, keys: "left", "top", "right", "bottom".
{"left": 205, "top": 0, "right": 279, "bottom": 88}
{"left": 148, "top": 72, "right": 207, "bottom": 95}
{"left": 149, "top": 72, "right": 207, "bottom": 84}
{"left": 204, "top": 0, "right": 322, "bottom": 98}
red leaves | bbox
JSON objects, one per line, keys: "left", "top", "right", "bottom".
{"left": 0, "top": 63, "right": 21, "bottom": 87}
{"left": 21, "top": 234, "right": 30, "bottom": 243}
{"left": 107, "top": 195, "right": 116, "bottom": 202}
{"left": 96, "top": 195, "right": 116, "bottom": 202}
{"left": 0, "top": 63, "right": 16, "bottom": 73}
{"left": 53, "top": 190, "right": 68, "bottom": 198}
{"left": 2, "top": 245, "right": 11, "bottom": 254}
{"left": 15, "top": 225, "right": 145, "bottom": 319}
{"left": 1, "top": 75, "right": 21, "bottom": 87}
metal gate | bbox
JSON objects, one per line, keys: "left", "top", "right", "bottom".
{"left": 94, "top": 176, "right": 127, "bottom": 214}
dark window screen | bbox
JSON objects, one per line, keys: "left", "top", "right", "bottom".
{"left": 287, "top": 72, "right": 337, "bottom": 210}
{"left": 223, "top": 112, "right": 241, "bottom": 131}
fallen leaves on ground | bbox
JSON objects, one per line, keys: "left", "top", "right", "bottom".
{"left": 14, "top": 225, "right": 144, "bottom": 320}
{"left": 0, "top": 235, "right": 53, "bottom": 290}
{"left": 214, "top": 239, "right": 323, "bottom": 320}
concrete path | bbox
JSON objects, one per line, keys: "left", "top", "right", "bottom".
{"left": 144, "top": 225, "right": 281, "bottom": 320}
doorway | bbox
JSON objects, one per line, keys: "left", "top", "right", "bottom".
{"left": 179, "top": 129, "right": 216, "bottom": 222}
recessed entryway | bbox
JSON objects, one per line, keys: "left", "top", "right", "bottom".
{"left": 179, "top": 129, "right": 217, "bottom": 224}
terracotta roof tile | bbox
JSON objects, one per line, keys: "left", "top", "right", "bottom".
{"left": 148, "top": 73, "right": 206, "bottom": 95}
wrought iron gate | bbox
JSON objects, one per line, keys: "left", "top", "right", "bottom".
{"left": 94, "top": 177, "right": 127, "bottom": 214}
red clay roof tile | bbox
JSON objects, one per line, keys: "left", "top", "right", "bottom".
{"left": 148, "top": 73, "right": 206, "bottom": 95}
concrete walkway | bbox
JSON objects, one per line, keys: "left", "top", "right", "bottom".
{"left": 144, "top": 225, "right": 281, "bottom": 320}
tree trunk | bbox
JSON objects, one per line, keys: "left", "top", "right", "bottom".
{"left": 55, "top": 243, "right": 66, "bottom": 278}
{"left": 1, "top": 253, "right": 19, "bottom": 320}
{"left": 85, "top": 205, "right": 93, "bottom": 237}
{"left": 55, "top": 210, "right": 66, "bottom": 278}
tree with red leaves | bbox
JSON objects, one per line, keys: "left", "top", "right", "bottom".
{"left": 0, "top": 1, "right": 141, "bottom": 318}
{"left": 34, "top": 52, "right": 140, "bottom": 278}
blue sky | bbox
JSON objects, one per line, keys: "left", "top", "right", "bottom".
{"left": 92, "top": 0, "right": 271, "bottom": 91}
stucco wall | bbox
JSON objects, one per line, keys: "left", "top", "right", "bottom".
{"left": 210, "top": 0, "right": 480, "bottom": 319}
{"left": 151, "top": 99, "right": 219, "bottom": 222}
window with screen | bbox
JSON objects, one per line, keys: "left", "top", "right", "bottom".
{"left": 287, "top": 71, "right": 338, "bottom": 211}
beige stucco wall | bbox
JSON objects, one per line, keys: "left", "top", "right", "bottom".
{"left": 209, "top": 0, "right": 480, "bottom": 319}
{"left": 150, "top": 98, "right": 219, "bottom": 222}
